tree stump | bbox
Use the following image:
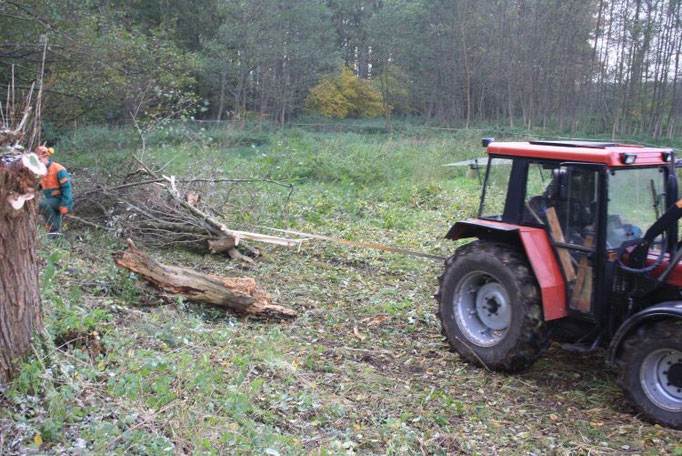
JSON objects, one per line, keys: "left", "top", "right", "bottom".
{"left": 0, "top": 152, "right": 47, "bottom": 384}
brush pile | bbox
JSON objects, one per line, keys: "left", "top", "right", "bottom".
{"left": 73, "top": 154, "right": 305, "bottom": 262}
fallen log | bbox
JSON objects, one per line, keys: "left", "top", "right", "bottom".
{"left": 113, "top": 239, "right": 296, "bottom": 318}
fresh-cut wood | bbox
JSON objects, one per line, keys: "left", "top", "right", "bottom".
{"left": 570, "top": 235, "right": 594, "bottom": 311}
{"left": 544, "top": 206, "right": 577, "bottom": 281}
{"left": 207, "top": 237, "right": 237, "bottom": 254}
{"left": 113, "top": 239, "right": 296, "bottom": 318}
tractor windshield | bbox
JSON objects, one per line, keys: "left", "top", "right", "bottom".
{"left": 607, "top": 167, "right": 666, "bottom": 250}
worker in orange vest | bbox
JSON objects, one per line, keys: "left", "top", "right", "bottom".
{"left": 36, "top": 146, "right": 73, "bottom": 236}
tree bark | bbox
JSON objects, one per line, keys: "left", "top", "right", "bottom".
{"left": 113, "top": 239, "right": 296, "bottom": 318}
{"left": 0, "top": 152, "right": 47, "bottom": 384}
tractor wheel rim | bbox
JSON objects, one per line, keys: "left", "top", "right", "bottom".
{"left": 453, "top": 271, "right": 511, "bottom": 347}
{"left": 640, "top": 348, "right": 682, "bottom": 412}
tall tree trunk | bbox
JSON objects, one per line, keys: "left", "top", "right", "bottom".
{"left": 258, "top": 73, "right": 266, "bottom": 130}
{"left": 0, "top": 153, "right": 46, "bottom": 384}
{"left": 666, "top": 2, "right": 682, "bottom": 138}
{"left": 379, "top": 68, "right": 393, "bottom": 134}
{"left": 216, "top": 70, "right": 227, "bottom": 122}
{"left": 507, "top": 78, "right": 514, "bottom": 127}
{"left": 459, "top": 7, "right": 472, "bottom": 129}
{"left": 279, "top": 102, "right": 286, "bottom": 128}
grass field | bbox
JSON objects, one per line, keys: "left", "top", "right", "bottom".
{"left": 1, "top": 122, "right": 681, "bottom": 455}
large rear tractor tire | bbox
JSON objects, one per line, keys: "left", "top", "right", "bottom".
{"left": 618, "top": 320, "right": 682, "bottom": 429}
{"left": 436, "top": 241, "right": 551, "bottom": 372}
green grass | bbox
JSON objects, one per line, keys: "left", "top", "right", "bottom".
{"left": 1, "top": 121, "right": 681, "bottom": 454}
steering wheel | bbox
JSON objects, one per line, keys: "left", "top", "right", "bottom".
{"left": 616, "top": 234, "right": 667, "bottom": 275}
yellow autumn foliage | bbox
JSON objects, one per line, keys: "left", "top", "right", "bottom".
{"left": 305, "top": 66, "right": 383, "bottom": 118}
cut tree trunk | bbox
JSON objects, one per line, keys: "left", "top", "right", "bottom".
{"left": 113, "top": 239, "right": 296, "bottom": 318}
{"left": 0, "top": 152, "right": 47, "bottom": 384}
{"left": 208, "top": 237, "right": 236, "bottom": 254}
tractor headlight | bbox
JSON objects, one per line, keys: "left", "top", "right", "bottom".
{"left": 661, "top": 151, "right": 672, "bottom": 162}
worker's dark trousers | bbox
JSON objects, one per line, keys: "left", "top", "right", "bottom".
{"left": 39, "top": 197, "right": 62, "bottom": 232}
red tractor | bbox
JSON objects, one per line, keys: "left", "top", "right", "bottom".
{"left": 437, "top": 139, "right": 682, "bottom": 428}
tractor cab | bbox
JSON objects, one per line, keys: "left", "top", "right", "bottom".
{"left": 476, "top": 140, "right": 677, "bottom": 319}
{"left": 438, "top": 140, "right": 682, "bottom": 429}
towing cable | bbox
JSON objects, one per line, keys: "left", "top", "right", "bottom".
{"left": 256, "top": 226, "right": 448, "bottom": 262}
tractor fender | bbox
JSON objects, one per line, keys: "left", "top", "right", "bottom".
{"left": 606, "top": 301, "right": 682, "bottom": 368}
{"left": 445, "top": 220, "right": 568, "bottom": 321}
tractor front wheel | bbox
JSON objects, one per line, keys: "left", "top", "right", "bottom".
{"left": 436, "top": 241, "right": 551, "bottom": 373}
{"left": 619, "top": 320, "right": 682, "bottom": 429}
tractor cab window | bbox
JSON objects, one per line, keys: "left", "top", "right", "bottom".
{"left": 524, "top": 162, "right": 560, "bottom": 225}
{"left": 480, "top": 158, "right": 513, "bottom": 220}
{"left": 524, "top": 163, "right": 598, "bottom": 247}
{"left": 607, "top": 167, "right": 666, "bottom": 250}
{"left": 561, "top": 167, "right": 599, "bottom": 246}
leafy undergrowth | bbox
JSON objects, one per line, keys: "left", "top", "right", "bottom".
{"left": 1, "top": 125, "right": 682, "bottom": 455}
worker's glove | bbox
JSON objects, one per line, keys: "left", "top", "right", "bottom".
{"left": 59, "top": 206, "right": 68, "bottom": 215}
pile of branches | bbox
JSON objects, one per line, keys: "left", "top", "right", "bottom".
{"left": 74, "top": 156, "right": 303, "bottom": 262}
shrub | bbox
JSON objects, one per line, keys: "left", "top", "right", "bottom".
{"left": 305, "top": 66, "right": 383, "bottom": 118}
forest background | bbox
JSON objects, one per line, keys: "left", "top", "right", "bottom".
{"left": 3, "top": 0, "right": 682, "bottom": 137}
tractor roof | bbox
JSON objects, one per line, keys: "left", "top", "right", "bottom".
{"left": 487, "top": 140, "right": 673, "bottom": 167}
